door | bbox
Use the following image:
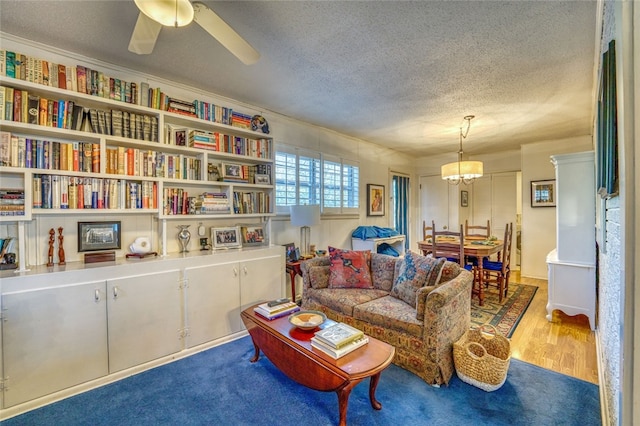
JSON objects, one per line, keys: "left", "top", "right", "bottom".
{"left": 107, "top": 270, "right": 182, "bottom": 373}
{"left": 2, "top": 282, "right": 108, "bottom": 407}
{"left": 239, "top": 255, "right": 283, "bottom": 312}
{"left": 419, "top": 175, "right": 459, "bottom": 236}
{"left": 185, "top": 262, "right": 243, "bottom": 348}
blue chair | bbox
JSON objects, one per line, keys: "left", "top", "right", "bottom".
{"left": 482, "top": 223, "right": 513, "bottom": 303}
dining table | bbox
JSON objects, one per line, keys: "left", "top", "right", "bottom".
{"left": 417, "top": 237, "right": 504, "bottom": 306}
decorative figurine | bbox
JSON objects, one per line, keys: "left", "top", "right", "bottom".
{"left": 177, "top": 225, "right": 191, "bottom": 253}
{"left": 47, "top": 228, "right": 55, "bottom": 266}
{"left": 57, "top": 227, "right": 66, "bottom": 265}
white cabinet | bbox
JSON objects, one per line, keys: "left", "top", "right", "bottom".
{"left": 546, "top": 151, "right": 596, "bottom": 330}
{"left": 239, "top": 255, "right": 284, "bottom": 311}
{"left": 352, "top": 235, "right": 406, "bottom": 257}
{"left": 106, "top": 270, "right": 183, "bottom": 373}
{"left": 184, "top": 263, "right": 242, "bottom": 348}
{"left": 1, "top": 281, "right": 108, "bottom": 408}
{"left": 0, "top": 246, "right": 283, "bottom": 415}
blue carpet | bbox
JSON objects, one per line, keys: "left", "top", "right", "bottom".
{"left": 5, "top": 336, "right": 600, "bottom": 425}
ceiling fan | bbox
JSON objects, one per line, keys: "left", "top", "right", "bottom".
{"left": 128, "top": 0, "right": 260, "bottom": 65}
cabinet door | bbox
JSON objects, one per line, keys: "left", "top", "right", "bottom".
{"left": 184, "top": 263, "right": 242, "bottom": 348}
{"left": 2, "top": 282, "right": 108, "bottom": 408}
{"left": 106, "top": 270, "right": 182, "bottom": 373}
{"left": 239, "top": 255, "right": 283, "bottom": 311}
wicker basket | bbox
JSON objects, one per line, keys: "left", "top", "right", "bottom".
{"left": 453, "top": 324, "right": 511, "bottom": 391}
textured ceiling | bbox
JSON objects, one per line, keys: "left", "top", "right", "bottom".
{"left": 0, "top": 0, "right": 598, "bottom": 157}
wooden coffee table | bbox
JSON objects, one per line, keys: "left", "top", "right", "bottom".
{"left": 241, "top": 305, "right": 395, "bottom": 426}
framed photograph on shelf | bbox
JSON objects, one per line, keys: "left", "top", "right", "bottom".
{"left": 367, "top": 184, "right": 385, "bottom": 216}
{"left": 460, "top": 190, "right": 469, "bottom": 207}
{"left": 283, "top": 242, "right": 298, "bottom": 262}
{"left": 240, "top": 224, "right": 266, "bottom": 246}
{"left": 531, "top": 179, "right": 556, "bottom": 207}
{"left": 77, "top": 221, "right": 121, "bottom": 252}
{"left": 211, "top": 226, "right": 242, "bottom": 249}
{"left": 254, "top": 174, "right": 271, "bottom": 185}
{"left": 220, "top": 163, "right": 246, "bottom": 182}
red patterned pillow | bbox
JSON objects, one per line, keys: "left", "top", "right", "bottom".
{"left": 328, "top": 247, "right": 373, "bottom": 289}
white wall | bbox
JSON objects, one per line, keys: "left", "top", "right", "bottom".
{"left": 268, "top": 113, "right": 414, "bottom": 251}
{"left": 520, "top": 136, "right": 593, "bottom": 278}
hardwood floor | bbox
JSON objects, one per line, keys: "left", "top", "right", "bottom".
{"left": 508, "top": 271, "right": 599, "bottom": 384}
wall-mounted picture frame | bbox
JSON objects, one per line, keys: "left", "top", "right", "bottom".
{"left": 283, "top": 242, "right": 298, "bottom": 262}
{"left": 254, "top": 174, "right": 271, "bottom": 185}
{"left": 531, "top": 179, "right": 556, "bottom": 207}
{"left": 78, "top": 221, "right": 121, "bottom": 252}
{"left": 240, "top": 224, "right": 266, "bottom": 246}
{"left": 461, "top": 190, "right": 469, "bottom": 207}
{"left": 211, "top": 226, "right": 242, "bottom": 249}
{"left": 367, "top": 184, "right": 385, "bottom": 216}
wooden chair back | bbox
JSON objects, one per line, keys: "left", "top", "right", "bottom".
{"left": 431, "top": 224, "right": 465, "bottom": 267}
{"left": 465, "top": 219, "right": 491, "bottom": 239}
{"left": 422, "top": 220, "right": 434, "bottom": 241}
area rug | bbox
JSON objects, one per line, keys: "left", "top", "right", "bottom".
{"left": 471, "top": 283, "right": 538, "bottom": 337}
{"left": 3, "top": 335, "right": 600, "bottom": 426}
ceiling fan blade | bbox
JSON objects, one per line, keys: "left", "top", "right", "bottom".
{"left": 128, "top": 11, "right": 162, "bottom": 55}
{"left": 192, "top": 1, "right": 260, "bottom": 65}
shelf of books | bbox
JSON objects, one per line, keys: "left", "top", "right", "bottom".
{"left": 0, "top": 73, "right": 275, "bottom": 221}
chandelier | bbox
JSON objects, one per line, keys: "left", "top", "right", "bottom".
{"left": 441, "top": 115, "right": 483, "bottom": 185}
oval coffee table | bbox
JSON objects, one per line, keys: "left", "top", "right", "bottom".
{"left": 241, "top": 305, "right": 395, "bottom": 426}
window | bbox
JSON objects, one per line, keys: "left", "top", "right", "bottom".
{"left": 275, "top": 146, "right": 359, "bottom": 214}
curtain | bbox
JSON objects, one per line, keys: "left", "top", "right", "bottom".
{"left": 392, "top": 174, "right": 410, "bottom": 249}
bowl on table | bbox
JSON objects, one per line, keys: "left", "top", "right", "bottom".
{"left": 289, "top": 310, "right": 326, "bottom": 331}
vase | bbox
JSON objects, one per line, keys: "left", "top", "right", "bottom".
{"left": 177, "top": 225, "right": 191, "bottom": 253}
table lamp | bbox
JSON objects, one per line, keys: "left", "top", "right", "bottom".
{"left": 290, "top": 204, "right": 321, "bottom": 257}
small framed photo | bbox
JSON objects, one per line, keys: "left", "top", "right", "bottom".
{"left": 531, "top": 179, "right": 556, "bottom": 207}
{"left": 240, "top": 224, "right": 266, "bottom": 246}
{"left": 283, "top": 242, "right": 298, "bottom": 262}
{"left": 254, "top": 174, "right": 271, "bottom": 185}
{"left": 78, "top": 221, "right": 121, "bottom": 252}
{"left": 367, "top": 184, "right": 385, "bottom": 216}
{"left": 212, "top": 226, "right": 242, "bottom": 249}
{"left": 220, "top": 163, "right": 245, "bottom": 181}
{"left": 461, "top": 190, "right": 469, "bottom": 207}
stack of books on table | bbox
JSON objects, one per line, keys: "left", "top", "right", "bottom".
{"left": 310, "top": 322, "right": 369, "bottom": 359}
{"left": 254, "top": 299, "right": 299, "bottom": 320}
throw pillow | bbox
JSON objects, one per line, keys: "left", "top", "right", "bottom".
{"left": 328, "top": 247, "right": 374, "bottom": 289}
{"left": 390, "top": 251, "right": 446, "bottom": 308}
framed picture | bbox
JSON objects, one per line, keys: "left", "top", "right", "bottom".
{"left": 461, "top": 190, "right": 469, "bottom": 207}
{"left": 211, "top": 226, "right": 242, "bottom": 249}
{"left": 254, "top": 174, "right": 271, "bottom": 185}
{"left": 240, "top": 224, "right": 266, "bottom": 246}
{"left": 220, "top": 163, "right": 245, "bottom": 181}
{"left": 78, "top": 221, "right": 121, "bottom": 252}
{"left": 367, "top": 184, "right": 385, "bottom": 216}
{"left": 531, "top": 179, "right": 556, "bottom": 207}
{"left": 283, "top": 242, "right": 298, "bottom": 262}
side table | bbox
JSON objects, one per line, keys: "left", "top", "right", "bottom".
{"left": 286, "top": 260, "right": 303, "bottom": 303}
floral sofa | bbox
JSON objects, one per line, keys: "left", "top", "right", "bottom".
{"left": 300, "top": 249, "right": 473, "bottom": 386}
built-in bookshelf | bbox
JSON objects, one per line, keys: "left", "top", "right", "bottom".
{"left": 0, "top": 72, "right": 274, "bottom": 264}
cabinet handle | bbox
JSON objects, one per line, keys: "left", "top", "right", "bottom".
{"left": 233, "top": 267, "right": 238, "bottom": 277}
{"left": 113, "top": 286, "right": 119, "bottom": 299}
{"left": 94, "top": 289, "right": 100, "bottom": 303}
{"left": 243, "top": 266, "right": 248, "bottom": 275}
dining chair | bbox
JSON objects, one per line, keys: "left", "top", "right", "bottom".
{"left": 465, "top": 219, "right": 491, "bottom": 239}
{"left": 420, "top": 220, "right": 435, "bottom": 255}
{"left": 431, "top": 224, "right": 472, "bottom": 272}
{"left": 482, "top": 222, "right": 513, "bottom": 302}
